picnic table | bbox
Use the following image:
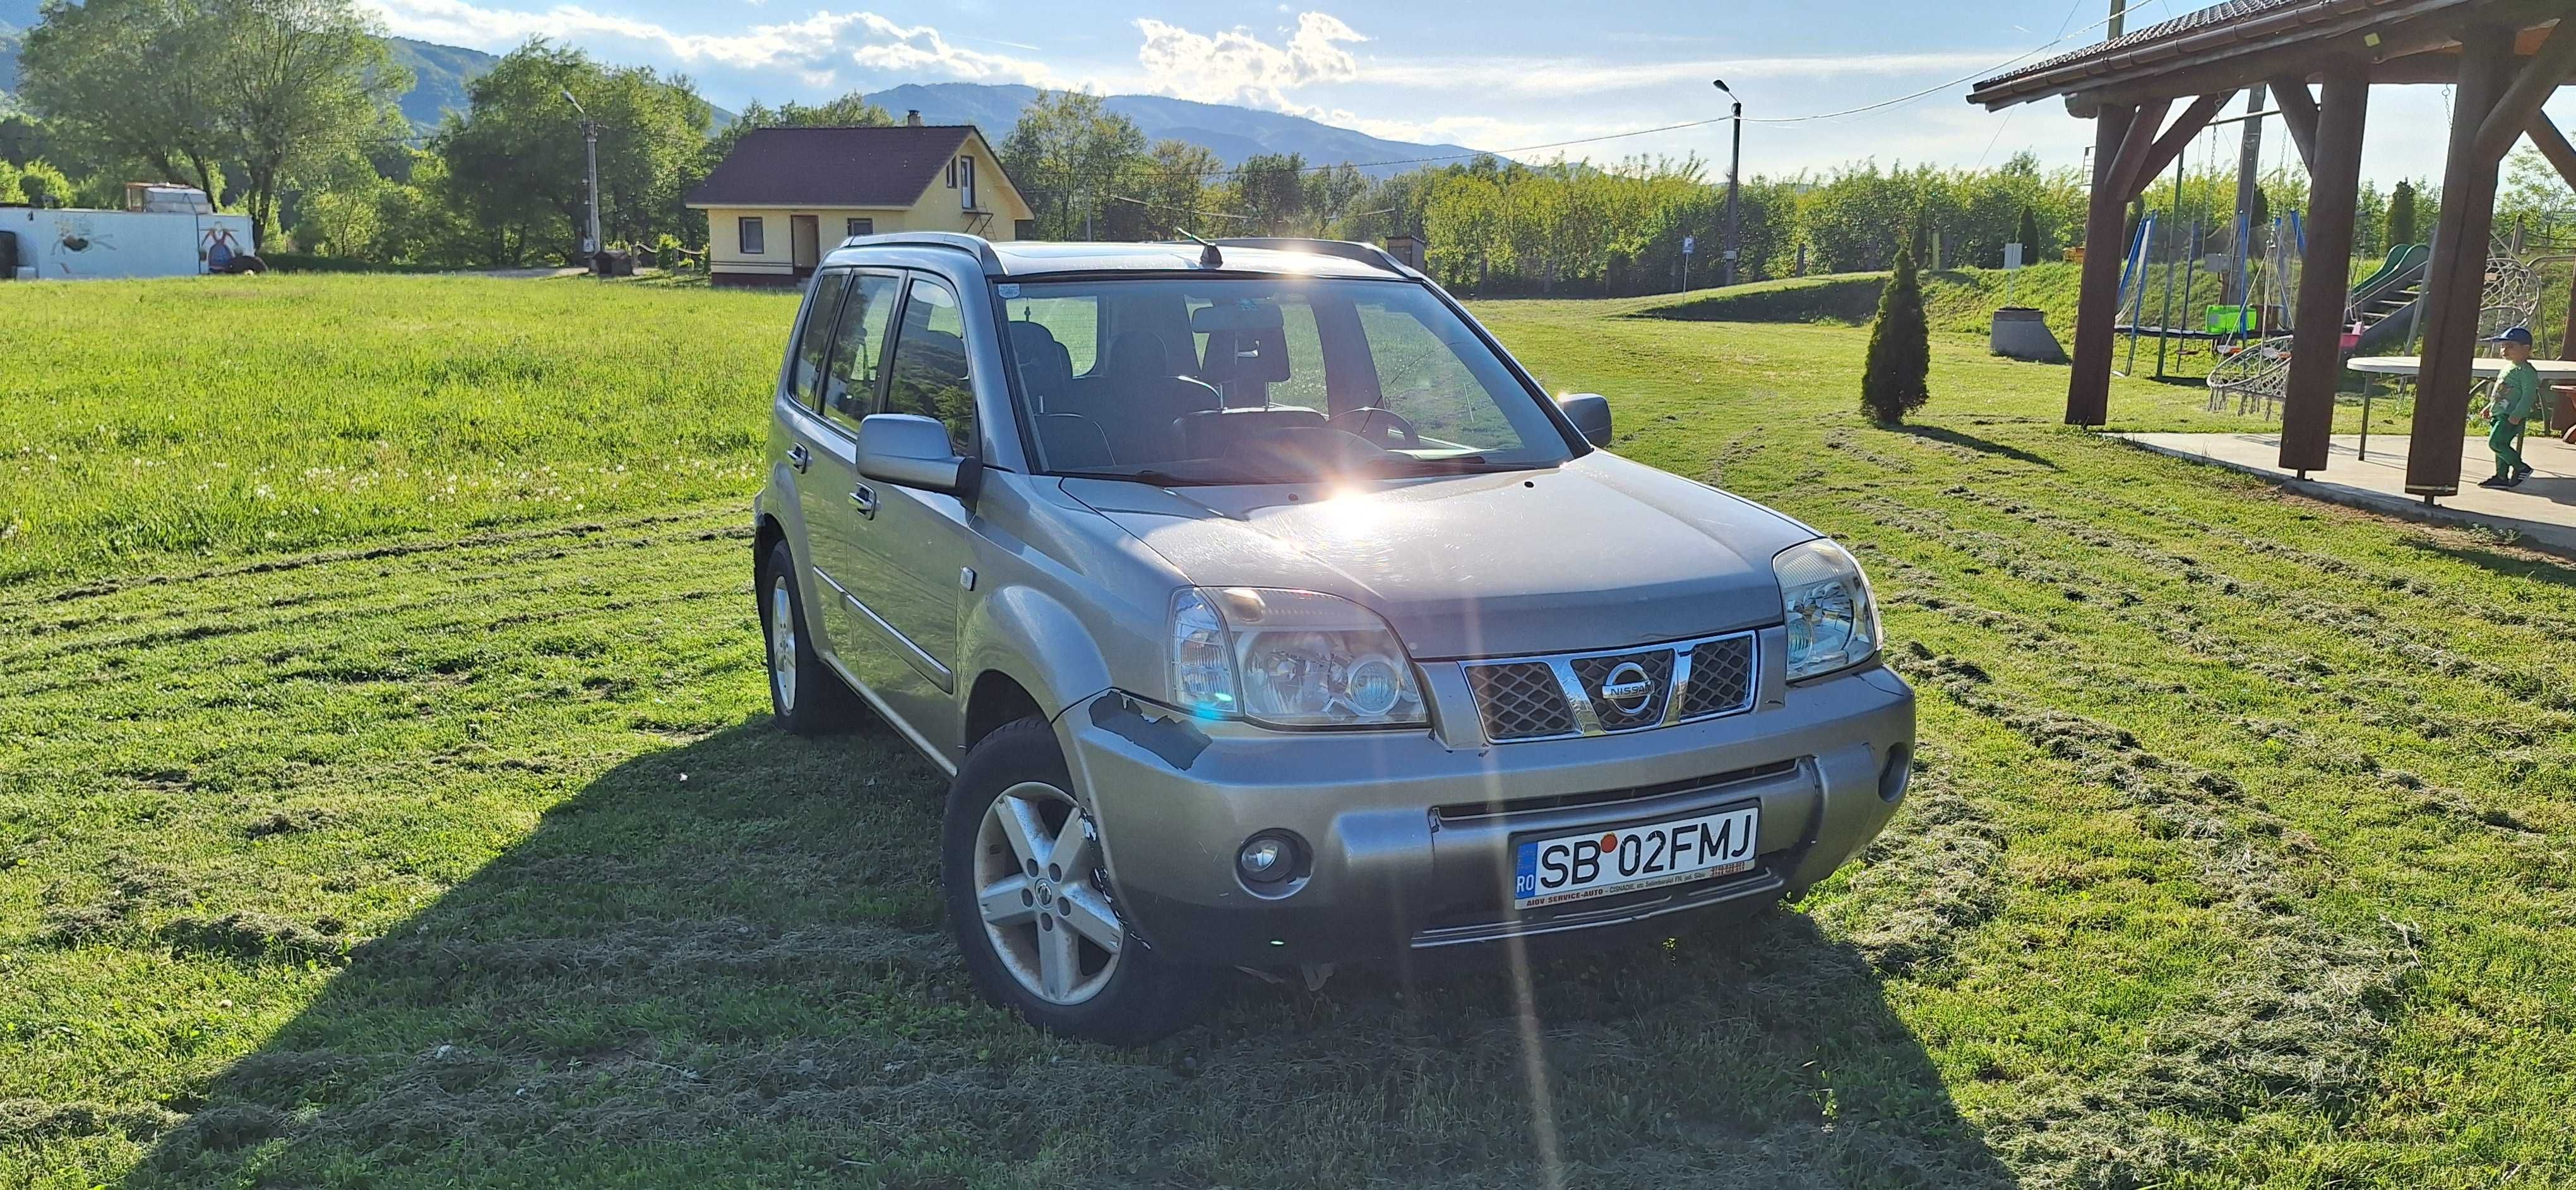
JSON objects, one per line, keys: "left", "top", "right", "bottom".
{"left": 2342, "top": 356, "right": 2576, "bottom": 460}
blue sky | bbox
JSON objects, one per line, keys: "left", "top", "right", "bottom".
{"left": 365, "top": 0, "right": 2570, "bottom": 187}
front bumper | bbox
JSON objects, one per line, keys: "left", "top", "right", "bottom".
{"left": 1058, "top": 654, "right": 1916, "bottom": 968}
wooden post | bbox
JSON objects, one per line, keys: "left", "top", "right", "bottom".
{"left": 2404, "top": 25, "right": 2517, "bottom": 498}
{"left": 2531, "top": 115, "right": 2576, "bottom": 190}
{"left": 2269, "top": 78, "right": 2321, "bottom": 172}
{"left": 2069, "top": 104, "right": 2140, "bottom": 426}
{"left": 2279, "top": 63, "right": 2369, "bottom": 474}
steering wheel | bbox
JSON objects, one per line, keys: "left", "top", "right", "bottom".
{"left": 1330, "top": 406, "right": 1422, "bottom": 448}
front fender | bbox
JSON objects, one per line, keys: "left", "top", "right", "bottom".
{"left": 956, "top": 582, "right": 1116, "bottom": 733}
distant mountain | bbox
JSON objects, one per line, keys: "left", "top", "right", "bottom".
{"left": 0, "top": 32, "right": 732, "bottom": 135}
{"left": 388, "top": 37, "right": 496, "bottom": 129}
{"left": 862, "top": 82, "right": 1481, "bottom": 177}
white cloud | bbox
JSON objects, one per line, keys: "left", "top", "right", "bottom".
{"left": 1132, "top": 11, "right": 1366, "bottom": 113}
{"left": 363, "top": 1, "right": 1054, "bottom": 87}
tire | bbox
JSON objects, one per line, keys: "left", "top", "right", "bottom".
{"left": 943, "top": 716, "right": 1208, "bottom": 1044}
{"left": 758, "top": 539, "right": 860, "bottom": 735}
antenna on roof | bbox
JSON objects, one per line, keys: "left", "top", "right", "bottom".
{"left": 1172, "top": 227, "right": 1223, "bottom": 268}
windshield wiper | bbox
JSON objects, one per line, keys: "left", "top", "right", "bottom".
{"left": 1054, "top": 468, "right": 1222, "bottom": 488}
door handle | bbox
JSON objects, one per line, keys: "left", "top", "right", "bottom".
{"left": 850, "top": 483, "right": 877, "bottom": 519}
{"left": 787, "top": 444, "right": 810, "bottom": 473}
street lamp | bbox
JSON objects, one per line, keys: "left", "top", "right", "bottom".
{"left": 561, "top": 88, "right": 602, "bottom": 267}
{"left": 1712, "top": 79, "right": 1743, "bottom": 287}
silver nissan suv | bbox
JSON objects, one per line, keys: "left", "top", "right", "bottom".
{"left": 753, "top": 233, "right": 1915, "bottom": 1043}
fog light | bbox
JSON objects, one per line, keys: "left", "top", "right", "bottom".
{"left": 1237, "top": 832, "right": 1297, "bottom": 885}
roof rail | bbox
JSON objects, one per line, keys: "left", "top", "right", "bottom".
{"left": 834, "top": 231, "right": 1004, "bottom": 275}
{"left": 1210, "top": 237, "right": 1410, "bottom": 276}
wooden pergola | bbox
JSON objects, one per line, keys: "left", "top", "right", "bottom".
{"left": 1969, "top": 0, "right": 2575, "bottom": 498}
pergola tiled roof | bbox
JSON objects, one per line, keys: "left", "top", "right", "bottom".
{"left": 1962, "top": 0, "right": 2573, "bottom": 499}
{"left": 1978, "top": 0, "right": 2310, "bottom": 98}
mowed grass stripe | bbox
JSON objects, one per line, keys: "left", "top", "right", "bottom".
{"left": 5, "top": 499, "right": 2050, "bottom": 1189}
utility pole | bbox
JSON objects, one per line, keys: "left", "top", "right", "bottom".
{"left": 2107, "top": 0, "right": 2126, "bottom": 39}
{"left": 561, "top": 89, "right": 602, "bottom": 271}
{"left": 1712, "top": 79, "right": 1743, "bottom": 287}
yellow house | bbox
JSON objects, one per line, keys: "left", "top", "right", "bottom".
{"left": 685, "top": 116, "right": 1035, "bottom": 287}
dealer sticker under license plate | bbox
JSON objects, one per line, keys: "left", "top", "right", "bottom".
{"left": 1513, "top": 806, "right": 1759, "bottom": 908}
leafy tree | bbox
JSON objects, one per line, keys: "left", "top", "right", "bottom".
{"left": 1131, "top": 138, "right": 1223, "bottom": 238}
{"left": 2388, "top": 180, "right": 2418, "bottom": 246}
{"left": 998, "top": 90, "right": 1145, "bottom": 239}
{"left": 2498, "top": 147, "right": 2568, "bottom": 225}
{"left": 1230, "top": 152, "right": 1309, "bottom": 236}
{"left": 297, "top": 149, "right": 479, "bottom": 263}
{"left": 0, "top": 157, "right": 72, "bottom": 205}
{"left": 23, "top": 0, "right": 405, "bottom": 234}
{"left": 2018, "top": 207, "right": 2041, "bottom": 255}
{"left": 208, "top": 0, "right": 408, "bottom": 234}
{"left": 710, "top": 91, "right": 890, "bottom": 160}
{"left": 21, "top": 0, "right": 233, "bottom": 201}
{"left": 1861, "top": 246, "right": 1930, "bottom": 425}
{"left": 437, "top": 42, "right": 712, "bottom": 263}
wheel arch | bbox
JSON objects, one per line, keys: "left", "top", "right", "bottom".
{"left": 954, "top": 584, "right": 1117, "bottom": 747}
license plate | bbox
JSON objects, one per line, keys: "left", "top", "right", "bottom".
{"left": 1513, "top": 805, "right": 1759, "bottom": 908}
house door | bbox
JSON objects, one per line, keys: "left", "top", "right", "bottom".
{"left": 790, "top": 215, "right": 821, "bottom": 277}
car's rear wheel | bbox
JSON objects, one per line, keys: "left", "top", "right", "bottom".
{"left": 943, "top": 716, "right": 1207, "bottom": 1043}
{"left": 759, "top": 539, "right": 858, "bottom": 735}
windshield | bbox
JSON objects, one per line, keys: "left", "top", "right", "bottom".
{"left": 996, "top": 276, "right": 1575, "bottom": 483}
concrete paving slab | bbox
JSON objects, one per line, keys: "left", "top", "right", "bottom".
{"left": 2114, "top": 431, "right": 2576, "bottom": 555}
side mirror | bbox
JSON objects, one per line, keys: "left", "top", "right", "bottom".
{"left": 856, "top": 413, "right": 981, "bottom": 500}
{"left": 1558, "top": 393, "right": 1613, "bottom": 447}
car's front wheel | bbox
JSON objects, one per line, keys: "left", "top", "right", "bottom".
{"left": 943, "top": 716, "right": 1207, "bottom": 1043}
{"left": 759, "top": 539, "right": 859, "bottom": 735}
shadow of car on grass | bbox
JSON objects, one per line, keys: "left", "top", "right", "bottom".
{"left": 127, "top": 719, "right": 2010, "bottom": 1189}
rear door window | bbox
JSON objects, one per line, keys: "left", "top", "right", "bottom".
{"left": 790, "top": 270, "right": 850, "bottom": 410}
{"left": 883, "top": 277, "right": 977, "bottom": 457}
{"left": 820, "top": 272, "right": 902, "bottom": 433}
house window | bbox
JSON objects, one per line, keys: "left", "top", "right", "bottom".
{"left": 846, "top": 217, "right": 874, "bottom": 239}
{"left": 738, "top": 216, "right": 765, "bottom": 255}
{"left": 959, "top": 157, "right": 977, "bottom": 210}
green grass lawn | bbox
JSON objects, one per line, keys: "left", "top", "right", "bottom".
{"left": 6, "top": 275, "right": 2575, "bottom": 1187}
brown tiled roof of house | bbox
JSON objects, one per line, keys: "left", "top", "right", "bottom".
{"left": 685, "top": 124, "right": 986, "bottom": 208}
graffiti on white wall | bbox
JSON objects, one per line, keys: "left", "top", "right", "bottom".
{"left": 201, "top": 225, "right": 244, "bottom": 270}
{"left": 50, "top": 214, "right": 114, "bottom": 275}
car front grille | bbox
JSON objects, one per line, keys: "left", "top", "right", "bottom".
{"left": 1679, "top": 635, "right": 1758, "bottom": 719}
{"left": 1463, "top": 661, "right": 1577, "bottom": 741}
{"left": 1457, "top": 629, "right": 1761, "bottom": 744}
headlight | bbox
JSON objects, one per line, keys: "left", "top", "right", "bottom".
{"left": 1774, "top": 539, "right": 1880, "bottom": 682}
{"left": 1167, "top": 587, "right": 1426, "bottom": 728}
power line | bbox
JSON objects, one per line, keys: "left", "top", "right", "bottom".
{"left": 1741, "top": 5, "right": 2137, "bottom": 125}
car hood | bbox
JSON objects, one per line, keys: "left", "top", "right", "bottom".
{"left": 1059, "top": 452, "right": 1814, "bottom": 660}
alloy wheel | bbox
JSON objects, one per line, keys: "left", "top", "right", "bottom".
{"left": 972, "top": 780, "right": 1123, "bottom": 1004}
{"left": 767, "top": 575, "right": 797, "bottom": 713}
